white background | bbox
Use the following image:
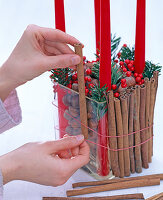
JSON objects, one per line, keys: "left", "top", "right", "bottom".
{"left": 0, "top": 0, "right": 163, "bottom": 199}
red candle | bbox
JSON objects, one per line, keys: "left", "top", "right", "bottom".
{"left": 54, "top": 0, "right": 66, "bottom": 32}
{"left": 134, "top": 0, "right": 146, "bottom": 74}
{"left": 94, "top": 0, "right": 101, "bottom": 54}
{"left": 100, "top": 0, "right": 112, "bottom": 90}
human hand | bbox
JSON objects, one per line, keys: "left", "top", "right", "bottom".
{"left": 0, "top": 24, "right": 81, "bottom": 101}
{"left": 0, "top": 135, "right": 89, "bottom": 186}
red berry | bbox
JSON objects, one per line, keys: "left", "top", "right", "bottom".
{"left": 114, "top": 59, "right": 118, "bottom": 63}
{"left": 123, "top": 68, "right": 127, "bottom": 72}
{"left": 89, "top": 90, "right": 92, "bottom": 95}
{"left": 85, "top": 76, "right": 88, "bottom": 81}
{"left": 50, "top": 74, "right": 54, "bottom": 79}
{"left": 96, "top": 58, "right": 100, "bottom": 62}
{"left": 136, "top": 77, "right": 141, "bottom": 83}
{"left": 128, "top": 63, "right": 133, "bottom": 69}
{"left": 114, "top": 92, "right": 120, "bottom": 98}
{"left": 119, "top": 61, "right": 124, "bottom": 66}
{"left": 112, "top": 84, "right": 117, "bottom": 90}
{"left": 130, "top": 67, "right": 135, "bottom": 71}
{"left": 134, "top": 73, "right": 138, "bottom": 78}
{"left": 138, "top": 73, "right": 143, "bottom": 79}
{"left": 121, "top": 79, "right": 126, "bottom": 85}
{"left": 121, "top": 83, "right": 127, "bottom": 88}
{"left": 117, "top": 52, "right": 121, "bottom": 58}
{"left": 86, "top": 68, "right": 92, "bottom": 75}
{"left": 73, "top": 80, "right": 78, "bottom": 83}
{"left": 123, "top": 44, "right": 127, "bottom": 48}
{"left": 85, "top": 88, "right": 89, "bottom": 95}
{"left": 130, "top": 60, "right": 134, "bottom": 65}
{"left": 89, "top": 83, "right": 94, "bottom": 88}
{"left": 72, "top": 74, "right": 77, "bottom": 80}
{"left": 138, "top": 81, "right": 142, "bottom": 85}
{"left": 126, "top": 71, "right": 131, "bottom": 77}
{"left": 87, "top": 77, "right": 92, "bottom": 82}
{"left": 83, "top": 56, "right": 86, "bottom": 61}
{"left": 67, "top": 83, "right": 72, "bottom": 89}
{"left": 125, "top": 59, "right": 130, "bottom": 64}
{"left": 141, "top": 79, "right": 145, "bottom": 84}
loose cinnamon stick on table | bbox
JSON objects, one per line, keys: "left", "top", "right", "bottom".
{"left": 108, "top": 91, "right": 120, "bottom": 177}
{"left": 149, "top": 78, "right": 156, "bottom": 161}
{"left": 128, "top": 91, "right": 135, "bottom": 173}
{"left": 145, "top": 192, "right": 163, "bottom": 200}
{"left": 67, "top": 178, "right": 160, "bottom": 197}
{"left": 120, "top": 96, "right": 130, "bottom": 177}
{"left": 140, "top": 85, "right": 149, "bottom": 169}
{"left": 72, "top": 173, "right": 163, "bottom": 188}
{"left": 144, "top": 78, "right": 151, "bottom": 163}
{"left": 114, "top": 98, "right": 125, "bottom": 178}
{"left": 133, "top": 86, "right": 142, "bottom": 173}
{"left": 43, "top": 193, "right": 144, "bottom": 200}
{"left": 74, "top": 44, "right": 88, "bottom": 139}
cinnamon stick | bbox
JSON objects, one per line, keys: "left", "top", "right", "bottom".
{"left": 108, "top": 91, "right": 120, "bottom": 177}
{"left": 133, "top": 86, "right": 142, "bottom": 173}
{"left": 140, "top": 85, "right": 149, "bottom": 168}
{"left": 153, "top": 71, "right": 159, "bottom": 93}
{"left": 67, "top": 178, "right": 160, "bottom": 197}
{"left": 72, "top": 173, "right": 163, "bottom": 188}
{"left": 128, "top": 92, "right": 135, "bottom": 173}
{"left": 152, "top": 71, "right": 159, "bottom": 158}
{"left": 145, "top": 192, "right": 163, "bottom": 200}
{"left": 144, "top": 78, "right": 151, "bottom": 163}
{"left": 114, "top": 98, "right": 125, "bottom": 178}
{"left": 120, "top": 96, "right": 130, "bottom": 177}
{"left": 149, "top": 78, "right": 156, "bottom": 161}
{"left": 74, "top": 44, "right": 88, "bottom": 139}
{"left": 43, "top": 193, "right": 144, "bottom": 200}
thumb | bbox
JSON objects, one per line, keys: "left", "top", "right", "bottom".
{"left": 44, "top": 54, "right": 81, "bottom": 70}
{"left": 46, "top": 135, "right": 84, "bottom": 154}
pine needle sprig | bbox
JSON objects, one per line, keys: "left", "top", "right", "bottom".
{"left": 90, "top": 84, "right": 108, "bottom": 120}
{"left": 120, "top": 46, "right": 135, "bottom": 61}
{"left": 143, "top": 61, "right": 162, "bottom": 79}
{"left": 92, "top": 62, "right": 100, "bottom": 79}
{"left": 111, "top": 62, "right": 123, "bottom": 85}
{"left": 111, "top": 34, "right": 121, "bottom": 60}
{"left": 51, "top": 68, "right": 72, "bottom": 86}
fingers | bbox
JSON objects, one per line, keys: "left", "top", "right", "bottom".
{"left": 58, "top": 150, "right": 71, "bottom": 159}
{"left": 44, "top": 54, "right": 81, "bottom": 69}
{"left": 44, "top": 41, "right": 74, "bottom": 54}
{"left": 45, "top": 135, "right": 84, "bottom": 154}
{"left": 44, "top": 44, "right": 62, "bottom": 55}
{"left": 38, "top": 26, "right": 82, "bottom": 47}
{"left": 63, "top": 141, "right": 90, "bottom": 171}
{"left": 63, "top": 134, "right": 80, "bottom": 157}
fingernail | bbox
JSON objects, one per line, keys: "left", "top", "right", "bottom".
{"left": 71, "top": 55, "right": 81, "bottom": 65}
{"left": 76, "top": 135, "right": 84, "bottom": 142}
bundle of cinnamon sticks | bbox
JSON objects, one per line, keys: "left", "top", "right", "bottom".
{"left": 107, "top": 72, "right": 159, "bottom": 178}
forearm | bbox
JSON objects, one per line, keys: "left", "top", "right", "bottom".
{"left": 0, "top": 154, "right": 18, "bottom": 185}
{"left": 0, "top": 63, "right": 18, "bottom": 102}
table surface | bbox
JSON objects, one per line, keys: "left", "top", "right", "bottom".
{"left": 0, "top": 74, "right": 162, "bottom": 200}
